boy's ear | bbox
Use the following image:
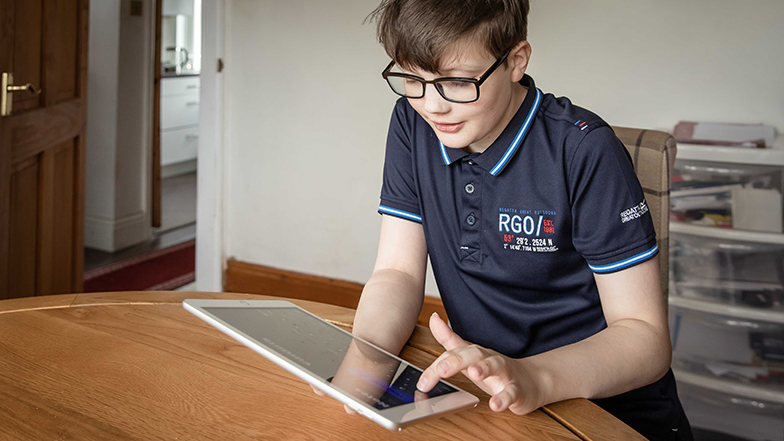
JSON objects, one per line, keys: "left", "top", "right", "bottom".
{"left": 508, "top": 41, "right": 531, "bottom": 83}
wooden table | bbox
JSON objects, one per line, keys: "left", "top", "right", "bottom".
{"left": 0, "top": 292, "right": 645, "bottom": 440}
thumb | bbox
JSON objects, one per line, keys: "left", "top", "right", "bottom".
{"left": 429, "top": 313, "right": 467, "bottom": 351}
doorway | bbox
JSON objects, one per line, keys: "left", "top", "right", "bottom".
{"left": 81, "top": 0, "right": 201, "bottom": 292}
{"left": 155, "top": 0, "right": 201, "bottom": 234}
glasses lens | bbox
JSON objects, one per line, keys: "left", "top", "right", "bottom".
{"left": 436, "top": 80, "right": 478, "bottom": 103}
{"left": 386, "top": 76, "right": 424, "bottom": 98}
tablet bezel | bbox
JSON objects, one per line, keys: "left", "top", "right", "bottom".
{"left": 183, "top": 298, "right": 479, "bottom": 430}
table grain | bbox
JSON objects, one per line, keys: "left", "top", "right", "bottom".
{"left": 0, "top": 292, "right": 645, "bottom": 440}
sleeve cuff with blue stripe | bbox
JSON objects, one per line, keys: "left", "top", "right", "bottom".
{"left": 584, "top": 238, "right": 658, "bottom": 274}
{"left": 378, "top": 200, "right": 422, "bottom": 223}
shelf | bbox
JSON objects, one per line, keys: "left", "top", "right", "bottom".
{"left": 677, "top": 278, "right": 782, "bottom": 291}
{"left": 670, "top": 222, "right": 784, "bottom": 244}
{"left": 676, "top": 135, "right": 784, "bottom": 166}
{"left": 670, "top": 296, "right": 784, "bottom": 325}
{"left": 674, "top": 369, "right": 784, "bottom": 404}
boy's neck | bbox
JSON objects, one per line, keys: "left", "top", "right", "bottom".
{"left": 464, "top": 82, "right": 528, "bottom": 154}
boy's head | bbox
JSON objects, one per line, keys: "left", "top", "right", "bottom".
{"left": 369, "top": 0, "right": 530, "bottom": 73}
{"left": 369, "top": 0, "right": 533, "bottom": 152}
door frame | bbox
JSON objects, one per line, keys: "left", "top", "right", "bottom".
{"left": 152, "top": 0, "right": 163, "bottom": 228}
{"left": 195, "top": 0, "right": 225, "bottom": 291}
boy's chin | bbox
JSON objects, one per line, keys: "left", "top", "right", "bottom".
{"left": 435, "top": 133, "right": 471, "bottom": 150}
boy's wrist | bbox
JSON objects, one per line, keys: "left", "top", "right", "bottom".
{"left": 518, "top": 356, "right": 557, "bottom": 409}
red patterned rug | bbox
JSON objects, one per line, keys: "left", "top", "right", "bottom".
{"left": 83, "top": 240, "right": 195, "bottom": 292}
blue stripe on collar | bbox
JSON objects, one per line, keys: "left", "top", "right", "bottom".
{"left": 489, "top": 88, "right": 542, "bottom": 176}
{"left": 439, "top": 140, "right": 450, "bottom": 165}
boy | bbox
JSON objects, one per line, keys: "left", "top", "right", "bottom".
{"left": 319, "top": 1, "right": 692, "bottom": 439}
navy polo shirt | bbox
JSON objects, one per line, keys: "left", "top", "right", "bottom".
{"left": 378, "top": 75, "right": 692, "bottom": 440}
{"left": 379, "top": 74, "right": 657, "bottom": 357}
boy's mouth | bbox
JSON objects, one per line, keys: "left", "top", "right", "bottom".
{"left": 433, "top": 121, "right": 464, "bottom": 133}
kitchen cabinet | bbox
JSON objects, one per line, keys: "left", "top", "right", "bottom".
{"left": 160, "top": 76, "right": 199, "bottom": 168}
{"left": 669, "top": 137, "right": 784, "bottom": 440}
{"left": 163, "top": 0, "right": 194, "bottom": 16}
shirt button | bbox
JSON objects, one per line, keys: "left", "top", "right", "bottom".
{"left": 465, "top": 183, "right": 475, "bottom": 194}
{"left": 466, "top": 214, "right": 476, "bottom": 226}
{"left": 467, "top": 160, "right": 476, "bottom": 165}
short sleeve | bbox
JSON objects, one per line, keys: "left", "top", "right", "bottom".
{"left": 378, "top": 100, "right": 422, "bottom": 223}
{"left": 568, "top": 126, "right": 657, "bottom": 273}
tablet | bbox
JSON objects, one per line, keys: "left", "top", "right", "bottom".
{"left": 183, "top": 299, "right": 478, "bottom": 431}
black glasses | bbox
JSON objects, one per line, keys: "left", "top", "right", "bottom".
{"left": 381, "top": 49, "right": 512, "bottom": 104}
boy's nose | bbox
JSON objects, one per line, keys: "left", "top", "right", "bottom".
{"left": 422, "top": 83, "right": 450, "bottom": 114}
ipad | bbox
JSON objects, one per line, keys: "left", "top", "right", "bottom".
{"left": 183, "top": 299, "right": 478, "bottom": 431}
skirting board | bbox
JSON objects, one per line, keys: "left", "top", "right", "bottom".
{"left": 84, "top": 211, "right": 150, "bottom": 253}
{"left": 161, "top": 159, "right": 197, "bottom": 179}
{"left": 224, "top": 260, "right": 446, "bottom": 327}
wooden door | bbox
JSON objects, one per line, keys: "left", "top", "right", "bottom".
{"left": 0, "top": 0, "right": 88, "bottom": 299}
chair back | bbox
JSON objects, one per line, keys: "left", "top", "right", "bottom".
{"left": 612, "top": 127, "right": 676, "bottom": 301}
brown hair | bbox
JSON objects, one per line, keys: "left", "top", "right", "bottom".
{"left": 368, "top": 0, "right": 530, "bottom": 73}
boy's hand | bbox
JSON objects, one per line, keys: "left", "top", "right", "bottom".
{"left": 309, "top": 338, "right": 400, "bottom": 416}
{"left": 309, "top": 384, "right": 358, "bottom": 415}
{"left": 417, "top": 313, "right": 548, "bottom": 415}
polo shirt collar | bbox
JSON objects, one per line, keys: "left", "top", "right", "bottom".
{"left": 438, "top": 74, "right": 542, "bottom": 176}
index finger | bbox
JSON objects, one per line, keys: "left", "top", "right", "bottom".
{"left": 417, "top": 345, "right": 489, "bottom": 392}
{"left": 429, "top": 312, "right": 468, "bottom": 351}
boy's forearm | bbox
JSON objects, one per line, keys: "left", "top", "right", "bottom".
{"left": 526, "top": 319, "right": 672, "bottom": 406}
{"left": 351, "top": 268, "right": 425, "bottom": 356}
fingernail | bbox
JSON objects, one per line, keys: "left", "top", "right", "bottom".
{"left": 438, "top": 360, "right": 450, "bottom": 374}
{"left": 417, "top": 377, "right": 429, "bottom": 391}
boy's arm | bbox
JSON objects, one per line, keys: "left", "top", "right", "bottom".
{"left": 351, "top": 214, "right": 429, "bottom": 355}
{"left": 417, "top": 256, "right": 671, "bottom": 415}
{"left": 524, "top": 255, "right": 671, "bottom": 406}
{"left": 309, "top": 215, "right": 428, "bottom": 412}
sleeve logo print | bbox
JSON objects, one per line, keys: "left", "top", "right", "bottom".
{"left": 620, "top": 200, "right": 649, "bottom": 224}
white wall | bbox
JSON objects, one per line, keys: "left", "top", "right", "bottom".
{"left": 85, "top": 0, "right": 154, "bottom": 252}
{"left": 85, "top": 1, "right": 120, "bottom": 224}
{"left": 224, "top": 0, "right": 403, "bottom": 289}
{"left": 222, "top": 0, "right": 784, "bottom": 296}
{"left": 527, "top": 0, "right": 784, "bottom": 131}
{"left": 116, "top": 0, "right": 154, "bottom": 246}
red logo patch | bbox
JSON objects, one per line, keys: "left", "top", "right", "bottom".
{"left": 543, "top": 219, "right": 555, "bottom": 234}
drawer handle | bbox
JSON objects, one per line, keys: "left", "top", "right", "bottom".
{"left": 186, "top": 85, "right": 199, "bottom": 89}
{"left": 695, "top": 393, "right": 784, "bottom": 413}
{"left": 185, "top": 134, "right": 199, "bottom": 140}
{"left": 713, "top": 317, "right": 759, "bottom": 329}
{"left": 186, "top": 101, "right": 199, "bottom": 106}
{"left": 696, "top": 315, "right": 778, "bottom": 332}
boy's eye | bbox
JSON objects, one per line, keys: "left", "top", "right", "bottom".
{"left": 444, "top": 81, "right": 471, "bottom": 89}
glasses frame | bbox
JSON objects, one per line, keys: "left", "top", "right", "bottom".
{"left": 381, "top": 49, "right": 512, "bottom": 104}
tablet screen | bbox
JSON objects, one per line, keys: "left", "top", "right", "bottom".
{"left": 203, "top": 307, "right": 457, "bottom": 410}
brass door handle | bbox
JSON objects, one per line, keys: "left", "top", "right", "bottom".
{"left": 7, "top": 83, "right": 42, "bottom": 95}
{"left": 2, "top": 72, "right": 43, "bottom": 117}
